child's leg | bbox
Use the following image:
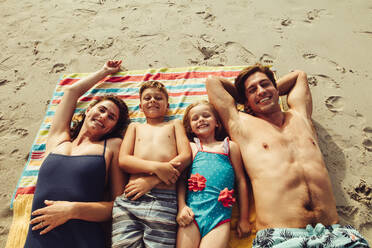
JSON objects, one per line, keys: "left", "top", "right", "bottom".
{"left": 112, "top": 195, "right": 145, "bottom": 248}
{"left": 142, "top": 189, "right": 178, "bottom": 248}
{"left": 176, "top": 222, "right": 201, "bottom": 248}
{"left": 199, "top": 222, "right": 230, "bottom": 248}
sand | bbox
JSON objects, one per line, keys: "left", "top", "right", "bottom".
{"left": 0, "top": 0, "right": 371, "bottom": 246}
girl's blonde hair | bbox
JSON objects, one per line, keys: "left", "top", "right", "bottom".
{"left": 183, "top": 100, "right": 227, "bottom": 141}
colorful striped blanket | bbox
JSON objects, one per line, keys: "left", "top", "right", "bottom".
{"left": 7, "top": 66, "right": 256, "bottom": 247}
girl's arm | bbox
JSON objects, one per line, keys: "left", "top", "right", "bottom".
{"left": 176, "top": 170, "right": 194, "bottom": 227}
{"left": 230, "top": 141, "right": 251, "bottom": 238}
{"left": 46, "top": 60, "right": 122, "bottom": 152}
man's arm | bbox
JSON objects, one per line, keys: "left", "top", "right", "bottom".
{"left": 205, "top": 76, "right": 241, "bottom": 133}
{"left": 118, "top": 123, "right": 179, "bottom": 185}
{"left": 277, "top": 70, "right": 312, "bottom": 118}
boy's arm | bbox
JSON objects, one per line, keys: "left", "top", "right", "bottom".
{"left": 118, "top": 123, "right": 179, "bottom": 185}
{"left": 230, "top": 141, "right": 251, "bottom": 237}
{"left": 168, "top": 119, "right": 192, "bottom": 172}
{"left": 205, "top": 76, "right": 241, "bottom": 135}
{"left": 277, "top": 70, "right": 312, "bottom": 118}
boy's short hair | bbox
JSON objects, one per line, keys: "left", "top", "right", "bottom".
{"left": 139, "top": 81, "right": 169, "bottom": 101}
{"left": 234, "top": 63, "right": 277, "bottom": 103}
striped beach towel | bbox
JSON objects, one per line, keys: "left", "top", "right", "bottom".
{"left": 7, "top": 66, "right": 257, "bottom": 247}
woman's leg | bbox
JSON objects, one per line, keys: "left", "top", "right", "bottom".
{"left": 176, "top": 222, "right": 200, "bottom": 248}
{"left": 199, "top": 222, "right": 230, "bottom": 248}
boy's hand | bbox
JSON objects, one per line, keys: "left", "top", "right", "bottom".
{"left": 102, "top": 60, "right": 122, "bottom": 75}
{"left": 124, "top": 177, "right": 157, "bottom": 200}
{"left": 154, "top": 162, "right": 180, "bottom": 185}
{"left": 176, "top": 206, "right": 194, "bottom": 227}
{"left": 237, "top": 219, "right": 252, "bottom": 238}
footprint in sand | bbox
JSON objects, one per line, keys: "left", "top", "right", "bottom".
{"left": 325, "top": 96, "right": 344, "bottom": 113}
{"left": 73, "top": 8, "right": 97, "bottom": 16}
{"left": 310, "top": 74, "right": 340, "bottom": 88}
{"left": 0, "top": 79, "right": 9, "bottom": 86}
{"left": 304, "top": 9, "right": 326, "bottom": 23}
{"left": 362, "top": 127, "right": 372, "bottom": 152}
{"left": 50, "top": 63, "right": 66, "bottom": 74}
{"left": 281, "top": 18, "right": 292, "bottom": 27}
{"left": 348, "top": 180, "right": 372, "bottom": 207}
{"left": 302, "top": 53, "right": 346, "bottom": 74}
{"left": 11, "top": 128, "right": 29, "bottom": 137}
{"left": 259, "top": 53, "right": 275, "bottom": 67}
{"left": 303, "top": 53, "right": 317, "bottom": 60}
{"left": 336, "top": 205, "right": 358, "bottom": 218}
{"left": 224, "top": 42, "right": 256, "bottom": 64}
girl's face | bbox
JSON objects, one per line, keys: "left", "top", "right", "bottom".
{"left": 189, "top": 104, "right": 218, "bottom": 138}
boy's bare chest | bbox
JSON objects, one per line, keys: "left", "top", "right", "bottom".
{"left": 136, "top": 124, "right": 175, "bottom": 144}
{"left": 134, "top": 124, "right": 177, "bottom": 160}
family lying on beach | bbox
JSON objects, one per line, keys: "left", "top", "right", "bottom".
{"left": 23, "top": 60, "right": 369, "bottom": 248}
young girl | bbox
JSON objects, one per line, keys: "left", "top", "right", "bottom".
{"left": 177, "top": 100, "right": 251, "bottom": 248}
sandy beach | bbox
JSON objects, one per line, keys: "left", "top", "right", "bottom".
{"left": 1, "top": 0, "right": 371, "bottom": 246}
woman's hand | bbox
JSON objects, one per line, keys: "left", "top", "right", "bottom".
{"left": 124, "top": 176, "right": 158, "bottom": 200}
{"left": 176, "top": 206, "right": 194, "bottom": 227}
{"left": 30, "top": 200, "right": 75, "bottom": 235}
{"left": 102, "top": 60, "right": 122, "bottom": 75}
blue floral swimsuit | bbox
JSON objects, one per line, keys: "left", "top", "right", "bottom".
{"left": 186, "top": 137, "right": 236, "bottom": 238}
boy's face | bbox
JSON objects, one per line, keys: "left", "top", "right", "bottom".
{"left": 140, "top": 88, "right": 169, "bottom": 119}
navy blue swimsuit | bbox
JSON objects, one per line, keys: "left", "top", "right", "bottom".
{"left": 24, "top": 140, "right": 107, "bottom": 248}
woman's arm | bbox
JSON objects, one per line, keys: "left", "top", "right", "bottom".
{"left": 46, "top": 60, "right": 122, "bottom": 151}
{"left": 108, "top": 138, "right": 127, "bottom": 200}
{"left": 30, "top": 200, "right": 113, "bottom": 235}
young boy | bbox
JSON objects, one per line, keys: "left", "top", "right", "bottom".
{"left": 112, "top": 81, "right": 191, "bottom": 248}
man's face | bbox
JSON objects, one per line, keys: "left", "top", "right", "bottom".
{"left": 244, "top": 72, "right": 280, "bottom": 115}
{"left": 140, "top": 88, "right": 169, "bottom": 119}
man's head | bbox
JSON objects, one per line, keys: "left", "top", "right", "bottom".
{"left": 139, "top": 81, "right": 169, "bottom": 119}
{"left": 235, "top": 64, "right": 280, "bottom": 115}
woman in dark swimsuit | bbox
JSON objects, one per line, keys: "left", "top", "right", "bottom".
{"left": 24, "top": 60, "right": 129, "bottom": 248}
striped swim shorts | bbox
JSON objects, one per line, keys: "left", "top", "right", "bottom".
{"left": 253, "top": 223, "right": 370, "bottom": 248}
{"left": 112, "top": 188, "right": 177, "bottom": 248}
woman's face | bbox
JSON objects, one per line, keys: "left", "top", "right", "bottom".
{"left": 85, "top": 100, "right": 120, "bottom": 137}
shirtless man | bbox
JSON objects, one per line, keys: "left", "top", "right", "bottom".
{"left": 112, "top": 81, "right": 191, "bottom": 248}
{"left": 206, "top": 64, "right": 369, "bottom": 247}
